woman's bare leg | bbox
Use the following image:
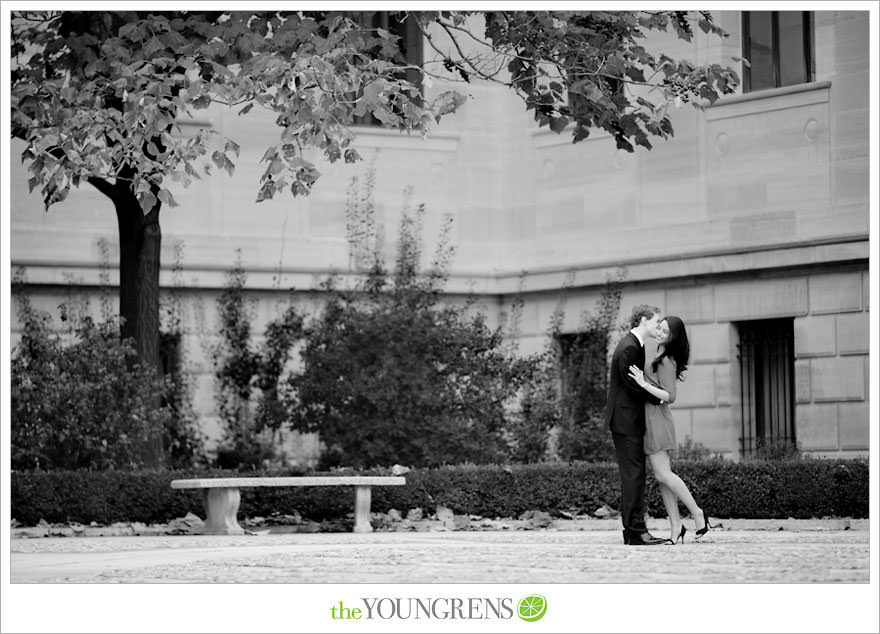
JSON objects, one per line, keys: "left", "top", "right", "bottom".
{"left": 658, "top": 482, "right": 681, "bottom": 541}
{"left": 648, "top": 450, "right": 706, "bottom": 531}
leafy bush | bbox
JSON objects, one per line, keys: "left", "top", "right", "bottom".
{"left": 287, "top": 175, "right": 539, "bottom": 468}
{"left": 644, "top": 457, "right": 868, "bottom": 520}
{"left": 502, "top": 292, "right": 559, "bottom": 464}
{"left": 511, "top": 270, "right": 626, "bottom": 463}
{"left": 675, "top": 435, "right": 712, "bottom": 460}
{"left": 553, "top": 273, "right": 624, "bottom": 462}
{"left": 11, "top": 459, "right": 868, "bottom": 526}
{"left": 746, "top": 438, "right": 803, "bottom": 461}
{"left": 12, "top": 278, "right": 163, "bottom": 470}
{"left": 160, "top": 241, "right": 208, "bottom": 469}
{"left": 211, "top": 253, "right": 305, "bottom": 469}
{"left": 11, "top": 470, "right": 199, "bottom": 526}
{"left": 11, "top": 266, "right": 205, "bottom": 471}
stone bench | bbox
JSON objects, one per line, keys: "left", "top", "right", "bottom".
{"left": 170, "top": 476, "right": 406, "bottom": 535}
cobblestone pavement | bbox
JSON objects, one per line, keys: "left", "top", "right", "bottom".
{"left": 10, "top": 522, "right": 870, "bottom": 584}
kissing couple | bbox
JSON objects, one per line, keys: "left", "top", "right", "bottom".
{"left": 605, "top": 304, "right": 716, "bottom": 545}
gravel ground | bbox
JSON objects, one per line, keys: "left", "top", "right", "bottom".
{"left": 10, "top": 520, "right": 871, "bottom": 584}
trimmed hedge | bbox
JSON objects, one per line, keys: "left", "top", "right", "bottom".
{"left": 10, "top": 458, "right": 868, "bottom": 526}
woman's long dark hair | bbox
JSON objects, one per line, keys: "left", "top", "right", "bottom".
{"left": 651, "top": 315, "right": 690, "bottom": 381}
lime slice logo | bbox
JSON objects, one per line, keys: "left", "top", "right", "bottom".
{"left": 517, "top": 594, "right": 547, "bottom": 622}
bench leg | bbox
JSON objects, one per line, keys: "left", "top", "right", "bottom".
{"left": 202, "top": 488, "right": 245, "bottom": 535}
{"left": 353, "top": 485, "right": 373, "bottom": 533}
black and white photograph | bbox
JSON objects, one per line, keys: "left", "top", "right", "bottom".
{"left": 2, "top": 3, "right": 878, "bottom": 633}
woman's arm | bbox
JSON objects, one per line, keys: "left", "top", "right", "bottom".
{"left": 628, "top": 365, "right": 671, "bottom": 402}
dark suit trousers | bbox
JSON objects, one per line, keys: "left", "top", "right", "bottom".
{"left": 612, "top": 432, "right": 647, "bottom": 533}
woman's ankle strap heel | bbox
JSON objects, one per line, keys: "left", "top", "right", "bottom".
{"left": 695, "top": 511, "right": 714, "bottom": 539}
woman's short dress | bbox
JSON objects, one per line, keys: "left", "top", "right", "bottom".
{"left": 643, "top": 355, "right": 678, "bottom": 455}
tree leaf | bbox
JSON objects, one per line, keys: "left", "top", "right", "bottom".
{"left": 572, "top": 125, "right": 591, "bottom": 143}
{"left": 138, "top": 190, "right": 157, "bottom": 214}
{"left": 157, "top": 188, "right": 179, "bottom": 207}
{"left": 549, "top": 116, "right": 569, "bottom": 133}
{"left": 224, "top": 139, "right": 240, "bottom": 157}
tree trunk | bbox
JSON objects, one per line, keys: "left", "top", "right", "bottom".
{"left": 116, "top": 194, "right": 161, "bottom": 365}
{"left": 114, "top": 187, "right": 164, "bottom": 468}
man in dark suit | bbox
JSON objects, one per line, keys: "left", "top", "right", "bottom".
{"left": 605, "top": 304, "right": 665, "bottom": 545}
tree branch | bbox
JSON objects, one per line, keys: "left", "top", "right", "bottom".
{"left": 417, "top": 19, "right": 507, "bottom": 85}
{"left": 87, "top": 175, "right": 120, "bottom": 201}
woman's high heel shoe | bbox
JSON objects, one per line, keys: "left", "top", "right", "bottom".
{"left": 676, "top": 525, "right": 687, "bottom": 544}
{"left": 664, "top": 525, "right": 687, "bottom": 545}
{"left": 694, "top": 511, "right": 714, "bottom": 539}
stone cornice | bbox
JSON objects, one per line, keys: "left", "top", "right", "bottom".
{"left": 13, "top": 235, "right": 868, "bottom": 296}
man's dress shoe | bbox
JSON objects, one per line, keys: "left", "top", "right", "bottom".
{"left": 622, "top": 530, "right": 666, "bottom": 545}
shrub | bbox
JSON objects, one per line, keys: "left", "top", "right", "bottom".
{"left": 503, "top": 293, "right": 559, "bottom": 464}
{"left": 675, "top": 435, "right": 712, "bottom": 460}
{"left": 211, "top": 254, "right": 305, "bottom": 469}
{"left": 553, "top": 273, "right": 624, "bottom": 462}
{"left": 746, "top": 438, "right": 804, "bottom": 461}
{"left": 11, "top": 470, "right": 202, "bottom": 525}
{"left": 11, "top": 458, "right": 868, "bottom": 526}
{"left": 11, "top": 266, "right": 205, "bottom": 471}
{"left": 160, "top": 241, "right": 208, "bottom": 469}
{"left": 12, "top": 279, "right": 165, "bottom": 471}
{"left": 287, "top": 174, "right": 538, "bottom": 468}
{"left": 644, "top": 457, "right": 869, "bottom": 519}
{"left": 514, "top": 270, "right": 626, "bottom": 463}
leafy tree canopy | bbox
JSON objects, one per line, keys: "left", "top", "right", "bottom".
{"left": 11, "top": 10, "right": 464, "bottom": 212}
{"left": 11, "top": 9, "right": 739, "bottom": 213}
{"left": 450, "top": 10, "right": 740, "bottom": 148}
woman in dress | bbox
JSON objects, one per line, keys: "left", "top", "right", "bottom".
{"left": 628, "top": 316, "right": 713, "bottom": 544}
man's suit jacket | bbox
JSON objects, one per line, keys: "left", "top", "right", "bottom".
{"left": 604, "top": 332, "right": 660, "bottom": 436}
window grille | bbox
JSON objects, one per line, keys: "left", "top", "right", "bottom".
{"left": 736, "top": 319, "right": 796, "bottom": 457}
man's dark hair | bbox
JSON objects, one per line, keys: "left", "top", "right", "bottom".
{"left": 629, "top": 304, "right": 661, "bottom": 329}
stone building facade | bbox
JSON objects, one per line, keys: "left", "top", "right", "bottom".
{"left": 9, "top": 10, "right": 870, "bottom": 461}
